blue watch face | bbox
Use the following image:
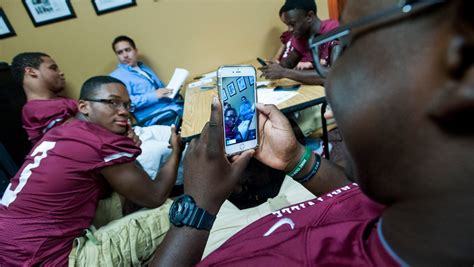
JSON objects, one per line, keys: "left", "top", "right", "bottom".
{"left": 169, "top": 195, "right": 195, "bottom": 226}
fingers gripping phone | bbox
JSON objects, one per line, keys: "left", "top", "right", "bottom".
{"left": 217, "top": 65, "right": 259, "bottom": 156}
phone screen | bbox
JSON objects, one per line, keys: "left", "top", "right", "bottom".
{"left": 218, "top": 66, "right": 258, "bottom": 155}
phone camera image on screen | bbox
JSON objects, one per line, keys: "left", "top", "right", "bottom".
{"left": 221, "top": 75, "right": 257, "bottom": 146}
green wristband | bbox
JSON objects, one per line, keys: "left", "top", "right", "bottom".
{"left": 287, "top": 147, "right": 311, "bottom": 177}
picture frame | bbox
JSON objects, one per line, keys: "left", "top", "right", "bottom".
{"left": 22, "top": 0, "right": 76, "bottom": 27}
{"left": 92, "top": 0, "right": 136, "bottom": 15}
{"left": 237, "top": 77, "right": 247, "bottom": 92}
{"left": 0, "top": 8, "right": 16, "bottom": 39}
{"left": 227, "top": 82, "right": 237, "bottom": 97}
{"left": 221, "top": 89, "right": 228, "bottom": 101}
{"left": 248, "top": 76, "right": 255, "bottom": 86}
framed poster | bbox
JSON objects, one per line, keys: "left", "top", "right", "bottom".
{"left": 0, "top": 8, "right": 16, "bottom": 39}
{"left": 92, "top": 0, "right": 136, "bottom": 15}
{"left": 221, "top": 89, "right": 228, "bottom": 101}
{"left": 236, "top": 77, "right": 247, "bottom": 92}
{"left": 22, "top": 0, "right": 76, "bottom": 27}
{"left": 227, "top": 82, "right": 237, "bottom": 97}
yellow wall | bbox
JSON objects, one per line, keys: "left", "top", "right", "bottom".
{"left": 0, "top": 0, "right": 328, "bottom": 98}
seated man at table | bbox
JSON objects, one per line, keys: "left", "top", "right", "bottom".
{"left": 272, "top": 8, "right": 314, "bottom": 70}
{"left": 153, "top": 0, "right": 474, "bottom": 265}
{"left": 239, "top": 96, "right": 255, "bottom": 121}
{"left": 110, "top": 35, "right": 183, "bottom": 126}
{"left": 0, "top": 76, "right": 183, "bottom": 266}
{"left": 260, "top": 0, "right": 339, "bottom": 85}
{"left": 11, "top": 52, "right": 181, "bottom": 180}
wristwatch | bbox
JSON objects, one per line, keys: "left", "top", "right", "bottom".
{"left": 169, "top": 194, "right": 216, "bottom": 231}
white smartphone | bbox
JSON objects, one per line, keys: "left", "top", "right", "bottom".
{"left": 217, "top": 65, "right": 259, "bottom": 156}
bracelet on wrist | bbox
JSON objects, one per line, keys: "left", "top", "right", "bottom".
{"left": 287, "top": 147, "right": 312, "bottom": 177}
{"left": 295, "top": 153, "right": 322, "bottom": 184}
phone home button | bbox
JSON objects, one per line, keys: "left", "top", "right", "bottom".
{"left": 239, "top": 144, "right": 245, "bottom": 150}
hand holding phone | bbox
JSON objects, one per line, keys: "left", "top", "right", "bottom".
{"left": 217, "top": 65, "right": 259, "bottom": 156}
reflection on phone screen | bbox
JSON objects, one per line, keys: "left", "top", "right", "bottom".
{"left": 221, "top": 76, "right": 257, "bottom": 146}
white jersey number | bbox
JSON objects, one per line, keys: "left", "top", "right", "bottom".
{"left": 0, "top": 141, "right": 56, "bottom": 207}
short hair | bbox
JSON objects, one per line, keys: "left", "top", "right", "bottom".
{"left": 11, "top": 52, "right": 50, "bottom": 84}
{"left": 111, "top": 35, "right": 136, "bottom": 52}
{"left": 79, "top": 76, "right": 126, "bottom": 100}
{"left": 279, "top": 0, "right": 317, "bottom": 16}
{"left": 224, "top": 107, "right": 237, "bottom": 117}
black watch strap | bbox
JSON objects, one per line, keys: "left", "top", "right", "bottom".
{"left": 188, "top": 206, "right": 216, "bottom": 230}
{"left": 170, "top": 194, "right": 216, "bottom": 231}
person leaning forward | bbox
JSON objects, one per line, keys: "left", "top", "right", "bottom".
{"left": 152, "top": 0, "right": 474, "bottom": 266}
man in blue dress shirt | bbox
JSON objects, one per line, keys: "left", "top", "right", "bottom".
{"left": 110, "top": 35, "right": 183, "bottom": 126}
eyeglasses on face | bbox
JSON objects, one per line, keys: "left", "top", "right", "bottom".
{"left": 309, "top": 0, "right": 447, "bottom": 78}
{"left": 84, "top": 98, "right": 136, "bottom": 112}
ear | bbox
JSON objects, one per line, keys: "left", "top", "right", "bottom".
{"left": 306, "top": 10, "right": 315, "bottom": 23}
{"left": 428, "top": 9, "right": 474, "bottom": 134}
{"left": 78, "top": 100, "right": 90, "bottom": 117}
{"left": 24, "top": 67, "right": 39, "bottom": 78}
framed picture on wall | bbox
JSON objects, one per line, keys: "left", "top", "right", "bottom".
{"left": 0, "top": 8, "right": 16, "bottom": 39}
{"left": 248, "top": 76, "right": 255, "bottom": 86}
{"left": 22, "top": 0, "right": 76, "bottom": 27}
{"left": 221, "top": 89, "right": 228, "bottom": 101}
{"left": 236, "top": 77, "right": 247, "bottom": 92}
{"left": 92, "top": 0, "right": 137, "bottom": 15}
{"left": 227, "top": 82, "right": 237, "bottom": 97}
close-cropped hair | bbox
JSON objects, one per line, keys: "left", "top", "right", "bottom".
{"left": 279, "top": 0, "right": 317, "bottom": 16}
{"left": 11, "top": 52, "right": 50, "bottom": 84}
{"left": 79, "top": 76, "right": 126, "bottom": 100}
{"left": 112, "top": 35, "right": 136, "bottom": 52}
{"left": 224, "top": 107, "right": 237, "bottom": 116}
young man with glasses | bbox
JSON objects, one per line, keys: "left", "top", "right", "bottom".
{"left": 152, "top": 0, "right": 473, "bottom": 265}
{"left": 11, "top": 52, "right": 183, "bottom": 181}
{"left": 0, "top": 76, "right": 183, "bottom": 266}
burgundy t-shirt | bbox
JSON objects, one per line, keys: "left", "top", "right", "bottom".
{"left": 22, "top": 98, "right": 78, "bottom": 144}
{"left": 199, "top": 184, "right": 400, "bottom": 266}
{"left": 291, "top": 19, "right": 340, "bottom": 65}
{"left": 0, "top": 120, "right": 140, "bottom": 266}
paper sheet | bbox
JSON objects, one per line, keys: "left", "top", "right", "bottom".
{"left": 256, "top": 81, "right": 271, "bottom": 88}
{"left": 188, "top": 78, "right": 214, "bottom": 89}
{"left": 200, "top": 71, "right": 217, "bottom": 79}
{"left": 167, "top": 68, "right": 189, "bottom": 98}
{"left": 257, "top": 89, "right": 298, "bottom": 105}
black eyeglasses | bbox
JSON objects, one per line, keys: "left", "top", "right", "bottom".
{"left": 84, "top": 98, "right": 135, "bottom": 112}
{"left": 309, "top": 0, "right": 447, "bottom": 78}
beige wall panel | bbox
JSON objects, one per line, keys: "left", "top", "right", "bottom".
{"left": 0, "top": 0, "right": 328, "bottom": 98}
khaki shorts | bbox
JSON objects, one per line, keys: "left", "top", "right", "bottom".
{"left": 69, "top": 199, "right": 172, "bottom": 267}
{"left": 202, "top": 176, "right": 315, "bottom": 258}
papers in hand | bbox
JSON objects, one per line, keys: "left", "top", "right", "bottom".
{"left": 166, "top": 68, "right": 189, "bottom": 98}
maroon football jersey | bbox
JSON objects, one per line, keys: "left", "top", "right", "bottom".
{"left": 0, "top": 119, "right": 140, "bottom": 266}
{"left": 199, "top": 184, "right": 401, "bottom": 266}
{"left": 291, "top": 19, "right": 340, "bottom": 65}
{"left": 22, "top": 98, "right": 78, "bottom": 144}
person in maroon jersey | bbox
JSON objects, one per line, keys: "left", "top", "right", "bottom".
{"left": 260, "top": 0, "right": 339, "bottom": 85}
{"left": 0, "top": 76, "right": 183, "bottom": 266}
{"left": 11, "top": 52, "right": 184, "bottom": 182}
{"left": 10, "top": 52, "right": 74, "bottom": 144}
{"left": 152, "top": 0, "right": 474, "bottom": 266}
